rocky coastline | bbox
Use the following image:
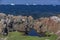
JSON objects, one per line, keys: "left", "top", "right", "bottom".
{"left": 0, "top": 13, "right": 60, "bottom": 37}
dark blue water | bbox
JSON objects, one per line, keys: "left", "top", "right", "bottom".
{"left": 0, "top": 5, "right": 60, "bottom": 19}
{"left": 28, "top": 28, "right": 39, "bottom": 36}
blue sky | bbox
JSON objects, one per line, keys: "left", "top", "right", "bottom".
{"left": 0, "top": 0, "right": 60, "bottom": 5}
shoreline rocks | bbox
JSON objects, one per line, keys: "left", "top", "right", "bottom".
{"left": 0, "top": 13, "right": 60, "bottom": 36}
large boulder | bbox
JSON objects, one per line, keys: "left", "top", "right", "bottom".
{"left": 0, "top": 20, "right": 6, "bottom": 34}
{"left": 12, "top": 16, "right": 34, "bottom": 32}
{"left": 12, "top": 16, "right": 27, "bottom": 32}
{"left": 0, "top": 13, "right": 6, "bottom": 19}
{"left": 33, "top": 18, "right": 49, "bottom": 33}
{"left": 33, "top": 16, "right": 60, "bottom": 36}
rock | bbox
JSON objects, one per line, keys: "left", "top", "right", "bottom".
{"left": 56, "top": 37, "right": 60, "bottom": 40}
{"left": 0, "top": 13, "right": 60, "bottom": 37}
{"left": 45, "top": 39, "right": 50, "bottom": 40}
{"left": 33, "top": 16, "right": 60, "bottom": 36}
{"left": 0, "top": 13, "right": 6, "bottom": 17}
{"left": 55, "top": 30, "right": 60, "bottom": 37}
{"left": 0, "top": 21, "right": 5, "bottom": 34}
{"left": 0, "top": 13, "right": 6, "bottom": 19}
{"left": 50, "top": 16, "right": 60, "bottom": 22}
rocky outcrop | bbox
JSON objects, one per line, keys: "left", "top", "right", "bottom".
{"left": 0, "top": 13, "right": 60, "bottom": 36}
{"left": 12, "top": 16, "right": 34, "bottom": 32}
{"left": 34, "top": 16, "right": 60, "bottom": 36}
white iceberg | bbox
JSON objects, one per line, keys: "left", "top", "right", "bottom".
{"left": 10, "top": 3, "right": 15, "bottom": 5}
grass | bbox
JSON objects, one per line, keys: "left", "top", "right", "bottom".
{"left": 5, "top": 32, "right": 58, "bottom": 40}
{"left": 0, "top": 33, "right": 7, "bottom": 38}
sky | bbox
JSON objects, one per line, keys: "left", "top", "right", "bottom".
{"left": 0, "top": 0, "right": 60, "bottom": 5}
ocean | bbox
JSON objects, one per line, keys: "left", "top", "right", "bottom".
{"left": 0, "top": 5, "right": 60, "bottom": 19}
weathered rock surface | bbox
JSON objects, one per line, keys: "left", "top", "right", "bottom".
{"left": 0, "top": 13, "right": 60, "bottom": 36}
{"left": 34, "top": 16, "right": 60, "bottom": 36}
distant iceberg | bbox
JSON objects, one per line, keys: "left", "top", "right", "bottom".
{"left": 26, "top": 3, "right": 29, "bottom": 5}
{"left": 10, "top": 3, "right": 15, "bottom": 5}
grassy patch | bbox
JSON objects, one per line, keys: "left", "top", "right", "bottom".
{"left": 6, "top": 32, "right": 58, "bottom": 40}
{"left": 0, "top": 34, "right": 7, "bottom": 38}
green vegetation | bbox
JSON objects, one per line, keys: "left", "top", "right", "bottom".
{"left": 0, "top": 32, "right": 58, "bottom": 40}
{"left": 4, "top": 32, "right": 58, "bottom": 40}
